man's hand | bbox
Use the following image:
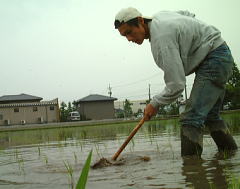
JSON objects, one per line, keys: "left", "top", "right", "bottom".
{"left": 144, "top": 104, "right": 157, "bottom": 121}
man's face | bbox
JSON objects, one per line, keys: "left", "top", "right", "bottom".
{"left": 118, "top": 22, "right": 146, "bottom": 45}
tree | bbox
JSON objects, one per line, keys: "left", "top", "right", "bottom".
{"left": 72, "top": 100, "right": 78, "bottom": 111}
{"left": 60, "top": 101, "right": 78, "bottom": 122}
{"left": 67, "top": 102, "right": 73, "bottom": 113}
{"left": 138, "top": 108, "right": 143, "bottom": 113}
{"left": 134, "top": 108, "right": 143, "bottom": 117}
{"left": 115, "top": 109, "right": 124, "bottom": 118}
{"left": 60, "top": 102, "right": 68, "bottom": 122}
{"left": 227, "top": 63, "right": 240, "bottom": 87}
{"left": 124, "top": 99, "right": 133, "bottom": 118}
{"left": 223, "top": 63, "right": 240, "bottom": 110}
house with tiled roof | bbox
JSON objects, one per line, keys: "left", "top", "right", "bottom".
{"left": 76, "top": 94, "right": 117, "bottom": 120}
{"left": 0, "top": 93, "right": 60, "bottom": 126}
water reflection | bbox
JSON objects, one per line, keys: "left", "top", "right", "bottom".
{"left": 182, "top": 151, "right": 237, "bottom": 189}
{"left": 0, "top": 112, "right": 239, "bottom": 189}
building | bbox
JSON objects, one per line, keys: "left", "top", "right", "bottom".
{"left": 114, "top": 99, "right": 147, "bottom": 114}
{"left": 76, "top": 94, "right": 117, "bottom": 120}
{"left": 0, "top": 93, "right": 60, "bottom": 126}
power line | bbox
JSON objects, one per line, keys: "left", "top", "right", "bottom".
{"left": 117, "top": 93, "right": 149, "bottom": 100}
{"left": 100, "top": 78, "right": 194, "bottom": 101}
{"left": 111, "top": 73, "right": 160, "bottom": 89}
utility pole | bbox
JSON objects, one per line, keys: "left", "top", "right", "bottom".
{"left": 108, "top": 84, "right": 112, "bottom": 97}
{"left": 148, "top": 84, "right": 151, "bottom": 102}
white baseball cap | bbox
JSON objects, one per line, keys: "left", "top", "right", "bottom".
{"left": 115, "top": 7, "right": 143, "bottom": 23}
{"left": 115, "top": 7, "right": 151, "bottom": 28}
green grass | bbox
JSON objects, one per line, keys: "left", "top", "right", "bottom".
{"left": 76, "top": 150, "right": 92, "bottom": 189}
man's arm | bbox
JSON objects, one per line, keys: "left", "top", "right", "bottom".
{"left": 144, "top": 103, "right": 157, "bottom": 121}
{"left": 145, "top": 47, "right": 186, "bottom": 120}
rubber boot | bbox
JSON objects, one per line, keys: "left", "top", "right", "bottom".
{"left": 205, "top": 120, "right": 237, "bottom": 152}
{"left": 181, "top": 125, "right": 203, "bottom": 157}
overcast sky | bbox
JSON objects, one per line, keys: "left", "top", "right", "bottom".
{"left": 1, "top": 0, "right": 239, "bottom": 103}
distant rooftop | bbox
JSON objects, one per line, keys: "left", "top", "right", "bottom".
{"left": 77, "top": 94, "right": 117, "bottom": 102}
{"left": 0, "top": 93, "right": 43, "bottom": 103}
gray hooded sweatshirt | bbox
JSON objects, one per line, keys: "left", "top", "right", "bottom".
{"left": 149, "top": 10, "right": 224, "bottom": 109}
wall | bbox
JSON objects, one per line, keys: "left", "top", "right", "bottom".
{"left": 0, "top": 104, "right": 59, "bottom": 126}
{"left": 79, "top": 101, "right": 115, "bottom": 120}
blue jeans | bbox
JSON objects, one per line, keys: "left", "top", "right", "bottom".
{"left": 180, "top": 42, "right": 234, "bottom": 128}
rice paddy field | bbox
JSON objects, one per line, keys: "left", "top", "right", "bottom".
{"left": 0, "top": 112, "right": 239, "bottom": 189}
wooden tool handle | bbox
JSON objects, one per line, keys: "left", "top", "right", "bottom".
{"left": 111, "top": 118, "right": 146, "bottom": 161}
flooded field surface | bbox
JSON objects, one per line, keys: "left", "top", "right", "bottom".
{"left": 0, "top": 112, "right": 239, "bottom": 189}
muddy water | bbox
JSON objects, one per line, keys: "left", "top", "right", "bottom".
{"left": 0, "top": 113, "right": 239, "bottom": 189}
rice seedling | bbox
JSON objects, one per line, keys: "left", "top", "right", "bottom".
{"left": 38, "top": 146, "right": 41, "bottom": 156}
{"left": 221, "top": 149, "right": 236, "bottom": 160}
{"left": 156, "top": 142, "right": 161, "bottom": 155}
{"left": 129, "top": 138, "right": 135, "bottom": 152}
{"left": 103, "top": 143, "right": 108, "bottom": 151}
{"left": 168, "top": 137, "right": 175, "bottom": 159}
{"left": 17, "top": 156, "right": 25, "bottom": 175}
{"left": 13, "top": 149, "right": 24, "bottom": 174}
{"left": 76, "top": 150, "right": 92, "bottom": 189}
{"left": 79, "top": 141, "right": 83, "bottom": 152}
{"left": 149, "top": 135, "right": 153, "bottom": 145}
{"left": 209, "top": 182, "right": 216, "bottom": 189}
{"left": 14, "top": 148, "right": 19, "bottom": 160}
{"left": 74, "top": 152, "right": 77, "bottom": 164}
{"left": 75, "top": 140, "right": 83, "bottom": 151}
{"left": 207, "top": 175, "right": 240, "bottom": 189}
{"left": 228, "top": 175, "right": 240, "bottom": 189}
{"left": 63, "top": 160, "right": 74, "bottom": 189}
{"left": 42, "top": 154, "right": 48, "bottom": 165}
{"left": 94, "top": 143, "right": 102, "bottom": 158}
{"left": 13, "top": 148, "right": 25, "bottom": 174}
